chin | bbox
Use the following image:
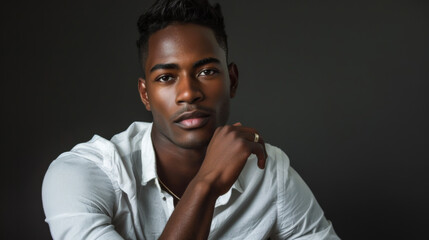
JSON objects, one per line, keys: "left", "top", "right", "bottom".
{"left": 178, "top": 141, "right": 209, "bottom": 150}
{"left": 174, "top": 130, "right": 213, "bottom": 149}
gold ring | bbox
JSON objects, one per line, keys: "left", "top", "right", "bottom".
{"left": 254, "top": 133, "right": 259, "bottom": 143}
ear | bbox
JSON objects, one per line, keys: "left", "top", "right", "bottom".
{"left": 228, "top": 62, "right": 239, "bottom": 98}
{"left": 138, "top": 77, "right": 151, "bottom": 111}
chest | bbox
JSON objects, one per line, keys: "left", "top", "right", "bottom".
{"left": 118, "top": 181, "right": 277, "bottom": 239}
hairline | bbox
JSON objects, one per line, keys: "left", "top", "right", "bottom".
{"left": 140, "top": 22, "right": 229, "bottom": 78}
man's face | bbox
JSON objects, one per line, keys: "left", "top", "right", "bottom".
{"left": 139, "top": 23, "right": 238, "bottom": 149}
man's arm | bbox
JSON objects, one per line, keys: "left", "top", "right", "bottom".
{"left": 159, "top": 123, "right": 267, "bottom": 239}
{"left": 42, "top": 156, "right": 125, "bottom": 240}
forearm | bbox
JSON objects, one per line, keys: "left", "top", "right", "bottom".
{"left": 159, "top": 124, "right": 267, "bottom": 239}
{"left": 159, "top": 178, "right": 218, "bottom": 240}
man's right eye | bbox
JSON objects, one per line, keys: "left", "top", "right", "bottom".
{"left": 156, "top": 75, "right": 174, "bottom": 82}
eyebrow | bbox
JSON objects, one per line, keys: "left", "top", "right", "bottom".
{"left": 150, "top": 63, "right": 179, "bottom": 73}
{"left": 192, "top": 57, "right": 221, "bottom": 69}
{"left": 149, "top": 57, "right": 221, "bottom": 73}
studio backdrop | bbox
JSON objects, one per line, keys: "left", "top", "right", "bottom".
{"left": 1, "top": 0, "right": 428, "bottom": 239}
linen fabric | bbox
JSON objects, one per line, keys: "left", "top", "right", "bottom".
{"left": 42, "top": 122, "right": 339, "bottom": 240}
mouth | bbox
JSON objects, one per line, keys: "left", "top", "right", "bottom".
{"left": 173, "top": 110, "right": 211, "bottom": 129}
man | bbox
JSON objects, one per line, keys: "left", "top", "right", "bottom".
{"left": 42, "top": 0, "right": 340, "bottom": 239}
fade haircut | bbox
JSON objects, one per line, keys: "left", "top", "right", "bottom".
{"left": 136, "top": 0, "right": 228, "bottom": 77}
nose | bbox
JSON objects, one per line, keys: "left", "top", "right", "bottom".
{"left": 175, "top": 74, "right": 204, "bottom": 104}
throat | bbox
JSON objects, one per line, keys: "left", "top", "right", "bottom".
{"left": 155, "top": 152, "right": 203, "bottom": 201}
{"left": 151, "top": 128, "right": 207, "bottom": 200}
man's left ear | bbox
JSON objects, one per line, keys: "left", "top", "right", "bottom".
{"left": 228, "top": 62, "right": 239, "bottom": 98}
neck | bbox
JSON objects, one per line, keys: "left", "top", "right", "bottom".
{"left": 151, "top": 125, "right": 207, "bottom": 199}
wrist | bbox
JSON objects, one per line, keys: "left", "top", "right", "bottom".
{"left": 188, "top": 173, "right": 220, "bottom": 202}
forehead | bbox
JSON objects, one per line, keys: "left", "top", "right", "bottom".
{"left": 145, "top": 23, "right": 226, "bottom": 72}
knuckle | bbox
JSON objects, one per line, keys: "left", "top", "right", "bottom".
{"left": 238, "top": 139, "right": 251, "bottom": 152}
{"left": 235, "top": 138, "right": 246, "bottom": 149}
{"left": 224, "top": 125, "right": 233, "bottom": 132}
{"left": 231, "top": 130, "right": 240, "bottom": 139}
{"left": 214, "top": 126, "right": 222, "bottom": 134}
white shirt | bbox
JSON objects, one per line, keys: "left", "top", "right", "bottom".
{"left": 42, "top": 122, "right": 339, "bottom": 240}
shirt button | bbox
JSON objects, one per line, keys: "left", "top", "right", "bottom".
{"left": 162, "top": 197, "right": 166, "bottom": 201}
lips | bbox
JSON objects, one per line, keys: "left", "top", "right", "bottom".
{"left": 173, "top": 110, "right": 211, "bottom": 129}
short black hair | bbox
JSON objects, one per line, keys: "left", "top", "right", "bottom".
{"left": 136, "top": 0, "right": 228, "bottom": 76}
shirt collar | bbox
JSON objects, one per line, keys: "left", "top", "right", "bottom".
{"left": 139, "top": 122, "right": 244, "bottom": 204}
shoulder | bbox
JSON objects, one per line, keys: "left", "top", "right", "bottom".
{"left": 109, "top": 121, "right": 152, "bottom": 156}
{"left": 42, "top": 153, "right": 117, "bottom": 219}
{"left": 42, "top": 153, "right": 116, "bottom": 193}
{"left": 260, "top": 143, "right": 313, "bottom": 207}
{"left": 43, "top": 121, "right": 153, "bottom": 205}
{"left": 241, "top": 143, "right": 290, "bottom": 180}
{"left": 265, "top": 143, "right": 291, "bottom": 171}
{"left": 238, "top": 144, "right": 339, "bottom": 238}
{"left": 237, "top": 143, "right": 290, "bottom": 196}
{"left": 264, "top": 145, "right": 339, "bottom": 239}
{"left": 240, "top": 143, "right": 314, "bottom": 214}
{"left": 42, "top": 121, "right": 153, "bottom": 212}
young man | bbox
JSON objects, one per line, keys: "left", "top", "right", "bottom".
{"left": 42, "top": 0, "right": 339, "bottom": 239}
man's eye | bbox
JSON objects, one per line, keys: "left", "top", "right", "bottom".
{"left": 156, "top": 75, "right": 174, "bottom": 82}
{"left": 199, "top": 69, "right": 218, "bottom": 76}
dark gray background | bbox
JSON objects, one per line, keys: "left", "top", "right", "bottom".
{"left": 1, "top": 0, "right": 428, "bottom": 239}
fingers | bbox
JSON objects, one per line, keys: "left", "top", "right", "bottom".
{"left": 256, "top": 132, "right": 268, "bottom": 161}
{"left": 232, "top": 122, "right": 267, "bottom": 169}
{"left": 249, "top": 141, "right": 266, "bottom": 169}
{"left": 258, "top": 137, "right": 268, "bottom": 168}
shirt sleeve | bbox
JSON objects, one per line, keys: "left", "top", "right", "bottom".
{"left": 274, "top": 148, "right": 340, "bottom": 240}
{"left": 42, "top": 154, "right": 124, "bottom": 240}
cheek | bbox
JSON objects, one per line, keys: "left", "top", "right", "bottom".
{"left": 147, "top": 86, "right": 178, "bottom": 131}
{"left": 203, "top": 80, "right": 231, "bottom": 124}
{"left": 149, "top": 86, "right": 176, "bottom": 111}
{"left": 206, "top": 80, "right": 230, "bottom": 104}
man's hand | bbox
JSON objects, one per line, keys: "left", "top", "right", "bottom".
{"left": 194, "top": 122, "right": 267, "bottom": 196}
{"left": 159, "top": 123, "right": 266, "bottom": 240}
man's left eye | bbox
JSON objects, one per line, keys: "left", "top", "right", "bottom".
{"left": 199, "top": 69, "right": 218, "bottom": 76}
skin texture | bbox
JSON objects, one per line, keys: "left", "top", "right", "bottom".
{"left": 138, "top": 23, "right": 267, "bottom": 239}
